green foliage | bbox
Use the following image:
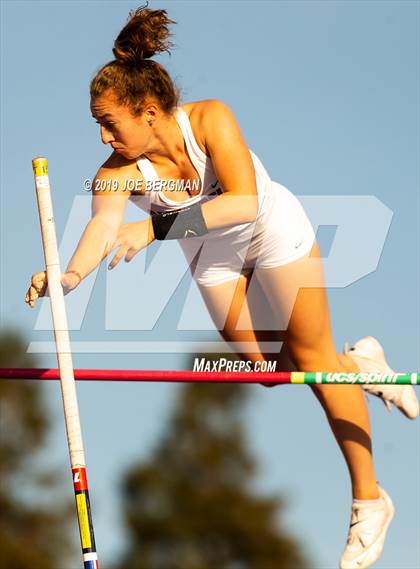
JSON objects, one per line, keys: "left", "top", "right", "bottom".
{"left": 116, "top": 354, "right": 310, "bottom": 569}
{"left": 0, "top": 329, "right": 75, "bottom": 569}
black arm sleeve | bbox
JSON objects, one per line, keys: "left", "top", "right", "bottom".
{"left": 151, "top": 203, "right": 208, "bottom": 240}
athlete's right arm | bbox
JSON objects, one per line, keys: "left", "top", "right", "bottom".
{"left": 25, "top": 161, "right": 135, "bottom": 308}
{"left": 65, "top": 166, "right": 132, "bottom": 279}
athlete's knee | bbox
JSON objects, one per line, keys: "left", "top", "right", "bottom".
{"left": 259, "top": 350, "right": 292, "bottom": 389}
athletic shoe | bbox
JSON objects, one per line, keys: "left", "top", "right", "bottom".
{"left": 340, "top": 486, "right": 395, "bottom": 569}
{"left": 344, "top": 336, "right": 419, "bottom": 419}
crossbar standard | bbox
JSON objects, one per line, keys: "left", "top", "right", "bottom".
{"left": 0, "top": 368, "right": 419, "bottom": 385}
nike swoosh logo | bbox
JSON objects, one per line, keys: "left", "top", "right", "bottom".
{"left": 294, "top": 240, "right": 303, "bottom": 249}
{"left": 183, "top": 229, "right": 198, "bottom": 238}
{"left": 211, "top": 180, "right": 219, "bottom": 188}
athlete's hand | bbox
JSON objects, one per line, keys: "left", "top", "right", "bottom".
{"left": 108, "top": 220, "right": 155, "bottom": 270}
{"left": 25, "top": 271, "right": 81, "bottom": 308}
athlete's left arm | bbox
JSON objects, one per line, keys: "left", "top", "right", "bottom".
{"left": 198, "top": 100, "right": 259, "bottom": 230}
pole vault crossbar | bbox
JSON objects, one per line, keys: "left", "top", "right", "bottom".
{"left": 1, "top": 368, "right": 419, "bottom": 385}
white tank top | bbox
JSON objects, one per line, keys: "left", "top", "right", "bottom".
{"left": 129, "top": 107, "right": 272, "bottom": 218}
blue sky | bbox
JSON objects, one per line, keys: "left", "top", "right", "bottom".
{"left": 1, "top": 1, "right": 419, "bottom": 568}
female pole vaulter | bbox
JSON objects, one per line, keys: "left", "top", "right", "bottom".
{"left": 25, "top": 6, "right": 418, "bottom": 568}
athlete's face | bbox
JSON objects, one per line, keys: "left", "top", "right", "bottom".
{"left": 90, "top": 91, "right": 153, "bottom": 160}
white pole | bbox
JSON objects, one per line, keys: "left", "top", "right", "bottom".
{"left": 32, "top": 157, "right": 99, "bottom": 569}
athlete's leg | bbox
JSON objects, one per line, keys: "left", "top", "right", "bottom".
{"left": 197, "top": 273, "right": 292, "bottom": 369}
{"left": 254, "top": 245, "right": 380, "bottom": 500}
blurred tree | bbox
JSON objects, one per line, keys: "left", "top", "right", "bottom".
{"left": 0, "top": 329, "right": 75, "bottom": 569}
{"left": 116, "top": 353, "right": 310, "bottom": 569}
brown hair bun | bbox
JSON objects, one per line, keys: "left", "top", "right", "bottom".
{"left": 112, "top": 4, "right": 175, "bottom": 65}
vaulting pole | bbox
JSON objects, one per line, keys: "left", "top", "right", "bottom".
{"left": 32, "top": 157, "right": 98, "bottom": 569}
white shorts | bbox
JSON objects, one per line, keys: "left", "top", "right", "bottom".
{"left": 180, "top": 182, "right": 316, "bottom": 287}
